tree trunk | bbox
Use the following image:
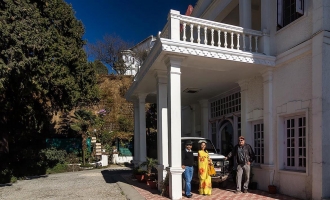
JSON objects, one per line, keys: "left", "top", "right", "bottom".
{"left": 82, "top": 134, "right": 87, "bottom": 165}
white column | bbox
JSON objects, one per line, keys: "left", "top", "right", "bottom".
{"left": 262, "top": 69, "right": 274, "bottom": 165}
{"left": 165, "top": 56, "right": 185, "bottom": 200}
{"left": 191, "top": 104, "right": 197, "bottom": 136}
{"left": 138, "top": 94, "right": 147, "bottom": 163}
{"left": 168, "top": 10, "right": 181, "bottom": 41}
{"left": 238, "top": 80, "right": 250, "bottom": 141}
{"left": 260, "top": 0, "right": 271, "bottom": 55}
{"left": 239, "top": 0, "right": 251, "bottom": 29}
{"left": 133, "top": 100, "right": 140, "bottom": 166}
{"left": 199, "top": 99, "right": 209, "bottom": 139}
{"left": 311, "top": 30, "right": 330, "bottom": 199}
{"left": 155, "top": 70, "right": 169, "bottom": 191}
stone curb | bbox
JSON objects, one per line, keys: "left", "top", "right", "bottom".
{"left": 113, "top": 174, "right": 146, "bottom": 200}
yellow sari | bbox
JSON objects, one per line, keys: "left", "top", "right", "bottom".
{"left": 198, "top": 150, "right": 212, "bottom": 195}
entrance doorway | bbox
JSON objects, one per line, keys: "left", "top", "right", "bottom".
{"left": 218, "top": 121, "right": 234, "bottom": 156}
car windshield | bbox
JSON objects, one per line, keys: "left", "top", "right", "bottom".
{"left": 181, "top": 139, "right": 217, "bottom": 153}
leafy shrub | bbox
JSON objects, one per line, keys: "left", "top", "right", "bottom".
{"left": 80, "top": 164, "right": 94, "bottom": 168}
{"left": 0, "top": 168, "right": 12, "bottom": 184}
{"left": 10, "top": 176, "right": 17, "bottom": 183}
{"left": 66, "top": 152, "right": 80, "bottom": 164}
{"left": 46, "top": 163, "right": 69, "bottom": 174}
{"left": 40, "top": 147, "right": 67, "bottom": 168}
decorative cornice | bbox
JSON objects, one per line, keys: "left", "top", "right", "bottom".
{"left": 161, "top": 39, "right": 276, "bottom": 66}
{"left": 247, "top": 109, "right": 263, "bottom": 121}
{"left": 261, "top": 69, "right": 273, "bottom": 83}
{"left": 154, "top": 70, "right": 167, "bottom": 84}
{"left": 276, "top": 100, "right": 310, "bottom": 115}
{"left": 237, "top": 80, "right": 249, "bottom": 91}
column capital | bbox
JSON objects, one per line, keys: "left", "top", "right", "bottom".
{"left": 154, "top": 70, "right": 168, "bottom": 84}
{"left": 261, "top": 69, "right": 273, "bottom": 83}
{"left": 163, "top": 55, "right": 186, "bottom": 68}
{"left": 238, "top": 80, "right": 249, "bottom": 91}
{"left": 136, "top": 93, "right": 147, "bottom": 103}
{"left": 199, "top": 99, "right": 208, "bottom": 108}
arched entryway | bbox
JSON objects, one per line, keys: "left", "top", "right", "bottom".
{"left": 217, "top": 120, "right": 234, "bottom": 155}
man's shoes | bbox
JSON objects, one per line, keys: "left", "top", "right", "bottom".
{"left": 186, "top": 194, "right": 193, "bottom": 198}
{"left": 234, "top": 190, "right": 242, "bottom": 194}
{"left": 243, "top": 189, "right": 248, "bottom": 193}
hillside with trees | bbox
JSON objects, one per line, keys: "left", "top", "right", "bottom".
{"left": 0, "top": 0, "right": 98, "bottom": 182}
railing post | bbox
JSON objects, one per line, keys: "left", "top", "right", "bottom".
{"left": 168, "top": 10, "right": 181, "bottom": 41}
{"left": 261, "top": 29, "right": 270, "bottom": 55}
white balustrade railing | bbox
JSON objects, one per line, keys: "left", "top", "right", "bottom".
{"left": 159, "top": 10, "right": 266, "bottom": 54}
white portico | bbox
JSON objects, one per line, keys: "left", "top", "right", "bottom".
{"left": 126, "top": 0, "right": 330, "bottom": 199}
{"left": 126, "top": 5, "right": 275, "bottom": 198}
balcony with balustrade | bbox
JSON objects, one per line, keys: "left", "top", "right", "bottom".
{"left": 132, "top": 9, "right": 275, "bottom": 84}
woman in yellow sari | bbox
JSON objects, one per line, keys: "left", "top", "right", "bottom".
{"left": 198, "top": 140, "right": 212, "bottom": 195}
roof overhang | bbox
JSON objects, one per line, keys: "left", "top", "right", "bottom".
{"left": 125, "top": 37, "right": 275, "bottom": 105}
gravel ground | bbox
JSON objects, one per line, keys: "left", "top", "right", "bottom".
{"left": 0, "top": 167, "right": 132, "bottom": 200}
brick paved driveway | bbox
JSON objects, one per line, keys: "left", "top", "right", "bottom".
{"left": 122, "top": 175, "right": 299, "bottom": 200}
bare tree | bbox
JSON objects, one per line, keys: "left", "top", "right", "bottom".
{"left": 87, "top": 34, "right": 132, "bottom": 75}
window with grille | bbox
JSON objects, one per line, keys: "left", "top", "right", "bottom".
{"left": 285, "top": 116, "right": 307, "bottom": 171}
{"left": 277, "top": 0, "right": 304, "bottom": 29}
{"left": 253, "top": 123, "right": 264, "bottom": 164}
{"left": 210, "top": 92, "right": 241, "bottom": 118}
{"left": 238, "top": 116, "right": 241, "bottom": 137}
{"left": 211, "top": 123, "right": 217, "bottom": 147}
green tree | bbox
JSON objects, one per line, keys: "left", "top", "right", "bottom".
{"left": 92, "top": 60, "right": 108, "bottom": 75}
{"left": 0, "top": 0, "right": 98, "bottom": 180}
{"left": 70, "top": 109, "right": 99, "bottom": 165}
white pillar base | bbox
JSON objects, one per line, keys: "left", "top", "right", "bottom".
{"left": 167, "top": 167, "right": 184, "bottom": 200}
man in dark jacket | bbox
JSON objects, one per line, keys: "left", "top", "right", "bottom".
{"left": 225, "top": 136, "right": 255, "bottom": 194}
{"left": 182, "top": 140, "right": 194, "bottom": 198}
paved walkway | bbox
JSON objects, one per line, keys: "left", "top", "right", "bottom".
{"left": 0, "top": 166, "right": 300, "bottom": 200}
{"left": 121, "top": 174, "right": 300, "bottom": 200}
{"left": 0, "top": 166, "right": 131, "bottom": 200}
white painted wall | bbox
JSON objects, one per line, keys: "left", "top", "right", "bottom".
{"left": 181, "top": 104, "right": 202, "bottom": 137}
{"left": 274, "top": 1, "right": 313, "bottom": 55}
{"left": 181, "top": 106, "right": 192, "bottom": 136}
{"left": 246, "top": 76, "right": 264, "bottom": 112}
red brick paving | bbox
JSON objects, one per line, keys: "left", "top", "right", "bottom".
{"left": 122, "top": 175, "right": 299, "bottom": 200}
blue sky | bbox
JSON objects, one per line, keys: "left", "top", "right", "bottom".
{"left": 65, "top": 0, "right": 197, "bottom": 53}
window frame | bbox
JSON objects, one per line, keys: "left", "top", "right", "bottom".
{"left": 252, "top": 121, "right": 264, "bottom": 165}
{"left": 284, "top": 115, "right": 307, "bottom": 171}
{"left": 277, "top": 0, "right": 305, "bottom": 30}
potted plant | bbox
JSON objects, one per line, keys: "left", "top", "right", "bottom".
{"left": 268, "top": 170, "right": 277, "bottom": 194}
{"left": 133, "top": 167, "right": 146, "bottom": 182}
{"left": 147, "top": 179, "right": 157, "bottom": 189}
{"left": 140, "top": 157, "right": 158, "bottom": 180}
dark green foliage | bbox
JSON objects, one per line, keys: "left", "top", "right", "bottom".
{"left": 70, "top": 109, "right": 98, "bottom": 165}
{"left": 0, "top": 0, "right": 98, "bottom": 182}
{"left": 46, "top": 163, "right": 69, "bottom": 174}
{"left": 146, "top": 103, "right": 157, "bottom": 131}
{"left": 117, "top": 115, "right": 133, "bottom": 132}
{"left": 92, "top": 60, "right": 108, "bottom": 75}
{"left": 40, "top": 147, "right": 67, "bottom": 168}
{"left": 140, "top": 157, "right": 158, "bottom": 175}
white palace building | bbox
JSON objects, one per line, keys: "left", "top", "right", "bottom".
{"left": 125, "top": 0, "right": 330, "bottom": 199}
